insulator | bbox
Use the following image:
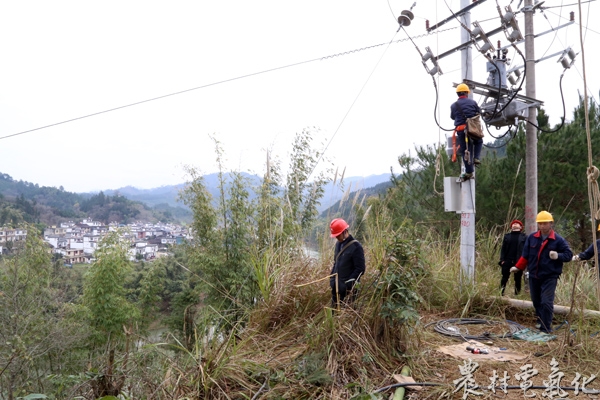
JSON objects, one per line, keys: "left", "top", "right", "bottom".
{"left": 429, "top": 66, "right": 439, "bottom": 75}
{"left": 561, "top": 57, "right": 570, "bottom": 69}
{"left": 503, "top": 11, "right": 514, "bottom": 23}
{"left": 401, "top": 10, "right": 415, "bottom": 20}
{"left": 472, "top": 27, "right": 482, "bottom": 37}
{"left": 398, "top": 15, "right": 412, "bottom": 27}
{"left": 509, "top": 30, "right": 521, "bottom": 42}
{"left": 568, "top": 48, "right": 576, "bottom": 60}
{"left": 422, "top": 51, "right": 433, "bottom": 61}
{"left": 514, "top": 69, "right": 521, "bottom": 78}
{"left": 508, "top": 75, "right": 517, "bottom": 85}
{"left": 480, "top": 43, "right": 492, "bottom": 53}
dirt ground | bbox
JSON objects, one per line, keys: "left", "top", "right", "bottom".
{"left": 394, "top": 312, "right": 600, "bottom": 400}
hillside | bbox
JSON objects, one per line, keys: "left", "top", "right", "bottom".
{"left": 0, "top": 173, "right": 191, "bottom": 226}
{"left": 0, "top": 171, "right": 390, "bottom": 228}
{"left": 320, "top": 179, "right": 393, "bottom": 220}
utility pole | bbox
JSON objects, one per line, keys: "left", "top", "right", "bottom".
{"left": 459, "top": 0, "right": 476, "bottom": 284}
{"left": 524, "top": 0, "right": 538, "bottom": 234}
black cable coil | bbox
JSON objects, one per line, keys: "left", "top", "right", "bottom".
{"left": 431, "top": 318, "right": 526, "bottom": 340}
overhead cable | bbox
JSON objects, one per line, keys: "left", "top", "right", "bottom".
{"left": 0, "top": 27, "right": 456, "bottom": 142}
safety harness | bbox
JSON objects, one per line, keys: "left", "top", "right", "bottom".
{"left": 451, "top": 124, "right": 467, "bottom": 163}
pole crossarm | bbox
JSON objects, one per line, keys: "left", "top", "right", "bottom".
{"left": 460, "top": 79, "right": 544, "bottom": 106}
{"left": 435, "top": 26, "right": 505, "bottom": 61}
{"left": 427, "top": 0, "right": 489, "bottom": 31}
{"left": 498, "top": 20, "right": 575, "bottom": 50}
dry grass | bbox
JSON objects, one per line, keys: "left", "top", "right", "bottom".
{"left": 120, "top": 227, "right": 600, "bottom": 399}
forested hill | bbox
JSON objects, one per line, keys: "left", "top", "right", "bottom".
{"left": 0, "top": 173, "right": 190, "bottom": 227}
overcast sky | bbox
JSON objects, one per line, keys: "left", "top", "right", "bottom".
{"left": 1, "top": 1, "right": 598, "bottom": 193}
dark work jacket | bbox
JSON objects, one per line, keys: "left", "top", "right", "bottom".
{"left": 515, "top": 230, "right": 573, "bottom": 280}
{"left": 500, "top": 231, "right": 526, "bottom": 265}
{"left": 330, "top": 234, "right": 366, "bottom": 290}
{"left": 578, "top": 239, "right": 600, "bottom": 263}
{"left": 450, "top": 96, "right": 481, "bottom": 126}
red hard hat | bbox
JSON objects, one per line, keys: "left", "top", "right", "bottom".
{"left": 330, "top": 218, "right": 349, "bottom": 238}
{"left": 510, "top": 219, "right": 524, "bottom": 229}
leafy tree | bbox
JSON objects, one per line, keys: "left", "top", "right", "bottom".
{"left": 283, "top": 128, "right": 332, "bottom": 244}
{"left": 475, "top": 125, "right": 527, "bottom": 228}
{"left": 178, "top": 167, "right": 221, "bottom": 345}
{"left": 386, "top": 144, "right": 456, "bottom": 235}
{"left": 0, "top": 226, "right": 86, "bottom": 399}
{"left": 538, "top": 98, "right": 600, "bottom": 249}
{"left": 82, "top": 230, "right": 139, "bottom": 397}
{"left": 256, "top": 149, "right": 284, "bottom": 252}
{"left": 177, "top": 129, "right": 332, "bottom": 341}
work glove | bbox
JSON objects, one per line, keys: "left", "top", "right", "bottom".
{"left": 572, "top": 255, "right": 580, "bottom": 261}
{"left": 549, "top": 251, "right": 558, "bottom": 260}
{"left": 509, "top": 267, "right": 519, "bottom": 273}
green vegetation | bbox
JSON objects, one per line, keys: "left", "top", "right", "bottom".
{"left": 0, "top": 174, "right": 190, "bottom": 226}
{"left": 1, "top": 98, "right": 600, "bottom": 399}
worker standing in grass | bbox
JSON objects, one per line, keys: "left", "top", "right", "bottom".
{"left": 499, "top": 219, "right": 526, "bottom": 296}
{"left": 329, "top": 218, "right": 365, "bottom": 309}
{"left": 572, "top": 224, "right": 600, "bottom": 269}
{"left": 510, "top": 211, "right": 573, "bottom": 333}
{"left": 450, "top": 83, "right": 483, "bottom": 181}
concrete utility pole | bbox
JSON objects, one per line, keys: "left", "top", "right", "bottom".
{"left": 524, "top": 0, "right": 538, "bottom": 234}
{"left": 459, "top": 0, "right": 476, "bottom": 284}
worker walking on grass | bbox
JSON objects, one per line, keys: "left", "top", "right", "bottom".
{"left": 329, "top": 218, "right": 365, "bottom": 309}
{"left": 510, "top": 211, "right": 573, "bottom": 333}
{"left": 499, "top": 219, "right": 526, "bottom": 296}
{"left": 450, "top": 83, "right": 483, "bottom": 181}
{"left": 572, "top": 223, "right": 600, "bottom": 270}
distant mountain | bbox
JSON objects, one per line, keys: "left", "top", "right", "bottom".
{"left": 320, "top": 179, "right": 393, "bottom": 219}
{"left": 99, "top": 173, "right": 392, "bottom": 213}
{"left": 0, "top": 171, "right": 391, "bottom": 227}
{"left": 321, "top": 173, "right": 391, "bottom": 212}
{"left": 102, "top": 184, "right": 186, "bottom": 208}
{"left": 98, "top": 172, "right": 263, "bottom": 209}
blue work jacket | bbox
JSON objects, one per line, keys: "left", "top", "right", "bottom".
{"left": 578, "top": 239, "right": 600, "bottom": 263}
{"left": 515, "top": 230, "right": 572, "bottom": 280}
{"left": 450, "top": 96, "right": 481, "bottom": 126}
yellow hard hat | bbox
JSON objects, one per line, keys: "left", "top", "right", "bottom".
{"left": 597, "top": 223, "right": 600, "bottom": 232}
{"left": 536, "top": 211, "right": 554, "bottom": 223}
{"left": 456, "top": 83, "right": 470, "bottom": 93}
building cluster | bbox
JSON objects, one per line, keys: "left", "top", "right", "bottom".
{"left": 39, "top": 219, "right": 191, "bottom": 265}
{"left": 0, "top": 228, "right": 27, "bottom": 255}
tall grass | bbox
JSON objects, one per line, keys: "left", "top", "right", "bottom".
{"left": 54, "top": 222, "right": 600, "bottom": 399}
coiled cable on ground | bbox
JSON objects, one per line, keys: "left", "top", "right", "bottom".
{"left": 429, "top": 318, "right": 526, "bottom": 340}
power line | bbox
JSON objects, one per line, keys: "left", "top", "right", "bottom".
{"left": 309, "top": 29, "right": 400, "bottom": 180}
{"left": 544, "top": 8, "right": 600, "bottom": 35}
{"left": 0, "top": 28, "right": 456, "bottom": 142}
{"left": 543, "top": 0, "right": 596, "bottom": 9}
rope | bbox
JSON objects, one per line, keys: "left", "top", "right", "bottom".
{"left": 433, "top": 152, "right": 443, "bottom": 195}
{"left": 587, "top": 166, "right": 600, "bottom": 220}
{"left": 432, "top": 0, "right": 444, "bottom": 196}
{"left": 576, "top": 0, "right": 600, "bottom": 311}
